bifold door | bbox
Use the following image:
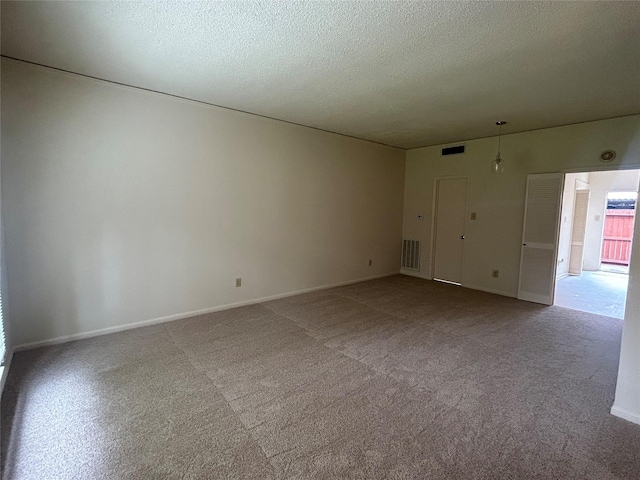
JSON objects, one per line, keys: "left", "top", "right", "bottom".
{"left": 517, "top": 173, "right": 564, "bottom": 305}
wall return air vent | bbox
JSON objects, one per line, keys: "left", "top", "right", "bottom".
{"left": 401, "top": 239, "right": 421, "bottom": 271}
{"left": 441, "top": 145, "right": 465, "bottom": 156}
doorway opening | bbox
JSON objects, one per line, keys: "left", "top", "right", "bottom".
{"left": 554, "top": 170, "right": 639, "bottom": 319}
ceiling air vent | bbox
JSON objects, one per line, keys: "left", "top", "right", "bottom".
{"left": 441, "top": 145, "right": 465, "bottom": 156}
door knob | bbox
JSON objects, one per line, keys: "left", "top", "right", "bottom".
{"left": 460, "top": 235, "right": 465, "bottom": 240}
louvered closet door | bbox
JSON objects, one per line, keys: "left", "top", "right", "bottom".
{"left": 568, "top": 189, "right": 590, "bottom": 275}
{"left": 517, "top": 173, "right": 564, "bottom": 305}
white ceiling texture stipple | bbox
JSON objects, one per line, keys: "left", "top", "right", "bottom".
{"left": 2, "top": 1, "right": 639, "bottom": 149}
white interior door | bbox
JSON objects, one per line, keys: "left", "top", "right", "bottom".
{"left": 433, "top": 177, "right": 467, "bottom": 284}
{"left": 518, "top": 173, "right": 564, "bottom": 305}
{"left": 568, "top": 189, "right": 590, "bottom": 275}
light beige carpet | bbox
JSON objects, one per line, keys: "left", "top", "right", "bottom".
{"left": 2, "top": 275, "right": 639, "bottom": 479}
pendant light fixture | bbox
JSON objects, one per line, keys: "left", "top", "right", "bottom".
{"left": 491, "top": 121, "right": 507, "bottom": 174}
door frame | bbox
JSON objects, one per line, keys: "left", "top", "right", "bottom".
{"left": 557, "top": 178, "right": 589, "bottom": 280}
{"left": 429, "top": 175, "right": 470, "bottom": 284}
{"left": 554, "top": 164, "right": 640, "bottom": 305}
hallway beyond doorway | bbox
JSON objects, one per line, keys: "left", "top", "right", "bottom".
{"left": 555, "top": 271, "right": 628, "bottom": 319}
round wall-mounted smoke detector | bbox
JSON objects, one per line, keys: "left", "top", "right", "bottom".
{"left": 600, "top": 150, "right": 616, "bottom": 163}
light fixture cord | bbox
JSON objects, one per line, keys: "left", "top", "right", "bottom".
{"left": 497, "top": 123, "right": 502, "bottom": 157}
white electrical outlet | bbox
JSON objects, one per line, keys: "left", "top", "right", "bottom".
{"left": 235, "top": 278, "right": 242, "bottom": 288}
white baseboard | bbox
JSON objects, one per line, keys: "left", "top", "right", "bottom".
{"left": 611, "top": 405, "right": 640, "bottom": 425}
{"left": 460, "top": 283, "right": 517, "bottom": 298}
{"left": 13, "top": 271, "right": 399, "bottom": 352}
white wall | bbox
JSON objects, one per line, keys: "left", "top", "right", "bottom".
{"left": 1, "top": 58, "right": 405, "bottom": 347}
{"left": 0, "top": 56, "right": 12, "bottom": 391}
{"left": 402, "top": 115, "right": 640, "bottom": 296}
{"left": 402, "top": 114, "right": 640, "bottom": 424}
{"left": 613, "top": 208, "right": 640, "bottom": 424}
{"left": 556, "top": 170, "right": 640, "bottom": 275}
{"left": 557, "top": 173, "right": 589, "bottom": 277}
{"left": 582, "top": 170, "right": 640, "bottom": 271}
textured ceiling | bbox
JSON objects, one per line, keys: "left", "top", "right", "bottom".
{"left": 2, "top": 1, "right": 640, "bottom": 149}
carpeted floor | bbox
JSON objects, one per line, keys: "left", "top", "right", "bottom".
{"left": 2, "top": 274, "right": 640, "bottom": 479}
